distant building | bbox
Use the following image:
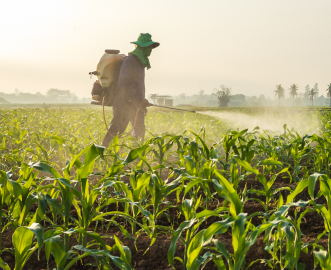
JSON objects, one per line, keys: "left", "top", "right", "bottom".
{"left": 155, "top": 95, "right": 174, "bottom": 106}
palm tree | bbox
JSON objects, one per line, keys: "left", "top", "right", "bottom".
{"left": 308, "top": 88, "right": 317, "bottom": 107}
{"left": 326, "top": 84, "right": 331, "bottom": 107}
{"left": 289, "top": 84, "right": 299, "bottom": 106}
{"left": 274, "top": 84, "right": 285, "bottom": 106}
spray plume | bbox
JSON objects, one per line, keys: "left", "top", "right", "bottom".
{"left": 198, "top": 110, "right": 321, "bottom": 135}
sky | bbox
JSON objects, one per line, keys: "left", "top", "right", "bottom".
{"left": 1, "top": 0, "right": 331, "bottom": 98}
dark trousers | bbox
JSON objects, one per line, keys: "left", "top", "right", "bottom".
{"left": 101, "top": 106, "right": 145, "bottom": 147}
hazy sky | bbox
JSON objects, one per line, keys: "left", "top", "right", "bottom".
{"left": 1, "top": 0, "right": 331, "bottom": 98}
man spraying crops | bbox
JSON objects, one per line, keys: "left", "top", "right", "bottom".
{"left": 101, "top": 33, "right": 159, "bottom": 147}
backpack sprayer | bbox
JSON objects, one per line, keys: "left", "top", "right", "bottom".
{"left": 89, "top": 50, "right": 195, "bottom": 113}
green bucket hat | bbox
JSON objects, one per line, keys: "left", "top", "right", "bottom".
{"left": 131, "top": 33, "right": 160, "bottom": 49}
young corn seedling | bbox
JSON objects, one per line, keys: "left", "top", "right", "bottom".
{"left": 151, "top": 135, "right": 177, "bottom": 174}
{"left": 260, "top": 199, "right": 310, "bottom": 270}
{"left": 167, "top": 197, "right": 232, "bottom": 269}
{"left": 43, "top": 229, "right": 133, "bottom": 270}
{"left": 5, "top": 164, "right": 40, "bottom": 227}
{"left": 108, "top": 170, "right": 151, "bottom": 234}
{"left": 221, "top": 129, "right": 248, "bottom": 169}
{"left": 290, "top": 134, "right": 311, "bottom": 182}
{"left": 211, "top": 171, "right": 271, "bottom": 269}
{"left": 0, "top": 170, "right": 10, "bottom": 250}
{"left": 0, "top": 223, "right": 43, "bottom": 270}
{"left": 65, "top": 144, "right": 105, "bottom": 248}
{"left": 32, "top": 162, "right": 77, "bottom": 252}
{"left": 287, "top": 173, "right": 331, "bottom": 269}
{"left": 310, "top": 134, "right": 330, "bottom": 175}
{"left": 234, "top": 155, "right": 291, "bottom": 211}
{"left": 169, "top": 170, "right": 268, "bottom": 270}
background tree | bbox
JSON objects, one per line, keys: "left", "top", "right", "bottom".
{"left": 179, "top": 93, "right": 187, "bottom": 99}
{"left": 213, "top": 85, "right": 232, "bottom": 107}
{"left": 46, "top": 88, "right": 72, "bottom": 102}
{"left": 304, "top": 85, "right": 310, "bottom": 99}
{"left": 149, "top": 94, "right": 158, "bottom": 104}
{"left": 274, "top": 84, "right": 285, "bottom": 106}
{"left": 196, "top": 90, "right": 205, "bottom": 106}
{"left": 326, "top": 83, "right": 331, "bottom": 107}
{"left": 198, "top": 90, "right": 204, "bottom": 96}
{"left": 178, "top": 93, "right": 187, "bottom": 103}
{"left": 289, "top": 84, "right": 299, "bottom": 106}
{"left": 257, "top": 94, "right": 267, "bottom": 105}
{"left": 314, "top": 83, "right": 319, "bottom": 98}
{"left": 308, "top": 88, "right": 317, "bottom": 107}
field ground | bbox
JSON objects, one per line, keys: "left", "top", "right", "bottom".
{"left": 1, "top": 107, "right": 331, "bottom": 269}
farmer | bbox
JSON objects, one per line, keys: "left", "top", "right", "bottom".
{"left": 101, "top": 33, "right": 159, "bottom": 147}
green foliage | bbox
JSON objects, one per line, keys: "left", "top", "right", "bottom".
{"left": 1, "top": 107, "right": 331, "bottom": 269}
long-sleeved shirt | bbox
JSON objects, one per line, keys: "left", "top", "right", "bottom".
{"left": 113, "top": 54, "right": 145, "bottom": 110}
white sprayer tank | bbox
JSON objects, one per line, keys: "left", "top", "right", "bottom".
{"left": 96, "top": 50, "right": 126, "bottom": 88}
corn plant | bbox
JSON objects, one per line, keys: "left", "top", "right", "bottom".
{"left": 234, "top": 155, "right": 291, "bottom": 211}
{"left": 0, "top": 171, "right": 10, "bottom": 250}
{"left": 261, "top": 200, "right": 309, "bottom": 270}
{"left": 167, "top": 198, "right": 231, "bottom": 269}
{"left": 287, "top": 173, "right": 331, "bottom": 269}
{"left": 0, "top": 223, "right": 43, "bottom": 270}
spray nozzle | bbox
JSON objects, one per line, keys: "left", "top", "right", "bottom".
{"left": 89, "top": 71, "right": 99, "bottom": 79}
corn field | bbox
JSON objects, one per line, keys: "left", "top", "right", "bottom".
{"left": 1, "top": 107, "right": 331, "bottom": 270}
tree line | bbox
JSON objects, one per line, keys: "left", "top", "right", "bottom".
{"left": 275, "top": 83, "right": 331, "bottom": 107}
{"left": 0, "top": 88, "right": 90, "bottom": 104}
{"left": 168, "top": 83, "right": 331, "bottom": 107}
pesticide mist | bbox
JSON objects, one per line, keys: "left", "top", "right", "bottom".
{"left": 198, "top": 110, "right": 321, "bottom": 135}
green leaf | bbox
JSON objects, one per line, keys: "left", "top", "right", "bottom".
{"left": 196, "top": 210, "right": 220, "bottom": 220}
{"left": 233, "top": 156, "right": 260, "bottom": 175}
{"left": 49, "top": 235, "right": 67, "bottom": 269}
{"left": 7, "top": 180, "right": 23, "bottom": 201}
{"left": 123, "top": 143, "right": 149, "bottom": 164}
{"left": 77, "top": 144, "right": 104, "bottom": 179}
{"left": 259, "top": 159, "right": 283, "bottom": 166}
{"left": 63, "top": 228, "right": 106, "bottom": 250}
{"left": 213, "top": 172, "right": 242, "bottom": 216}
{"left": 31, "top": 162, "right": 62, "bottom": 178}
{"left": 72, "top": 245, "right": 130, "bottom": 270}
{"left": 184, "top": 178, "right": 206, "bottom": 198}
{"left": 308, "top": 173, "right": 324, "bottom": 199}
{"left": 168, "top": 219, "right": 195, "bottom": 266}
{"left": 313, "top": 250, "right": 328, "bottom": 268}
{"left": 25, "top": 223, "right": 43, "bottom": 258}
{"left": 213, "top": 239, "right": 232, "bottom": 262}
{"left": 0, "top": 258, "right": 11, "bottom": 270}
{"left": 203, "top": 216, "right": 235, "bottom": 242}
{"left": 114, "top": 235, "right": 131, "bottom": 267}
{"left": 50, "top": 135, "right": 65, "bottom": 144}
{"left": 33, "top": 142, "right": 49, "bottom": 161}
{"left": 12, "top": 227, "right": 35, "bottom": 270}
{"left": 286, "top": 180, "right": 308, "bottom": 203}
{"left": 44, "top": 230, "right": 56, "bottom": 265}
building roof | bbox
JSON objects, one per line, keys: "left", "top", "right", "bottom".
{"left": 155, "top": 95, "right": 174, "bottom": 100}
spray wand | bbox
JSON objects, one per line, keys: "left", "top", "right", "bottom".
{"left": 150, "top": 104, "right": 195, "bottom": 113}
{"left": 92, "top": 101, "right": 195, "bottom": 113}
